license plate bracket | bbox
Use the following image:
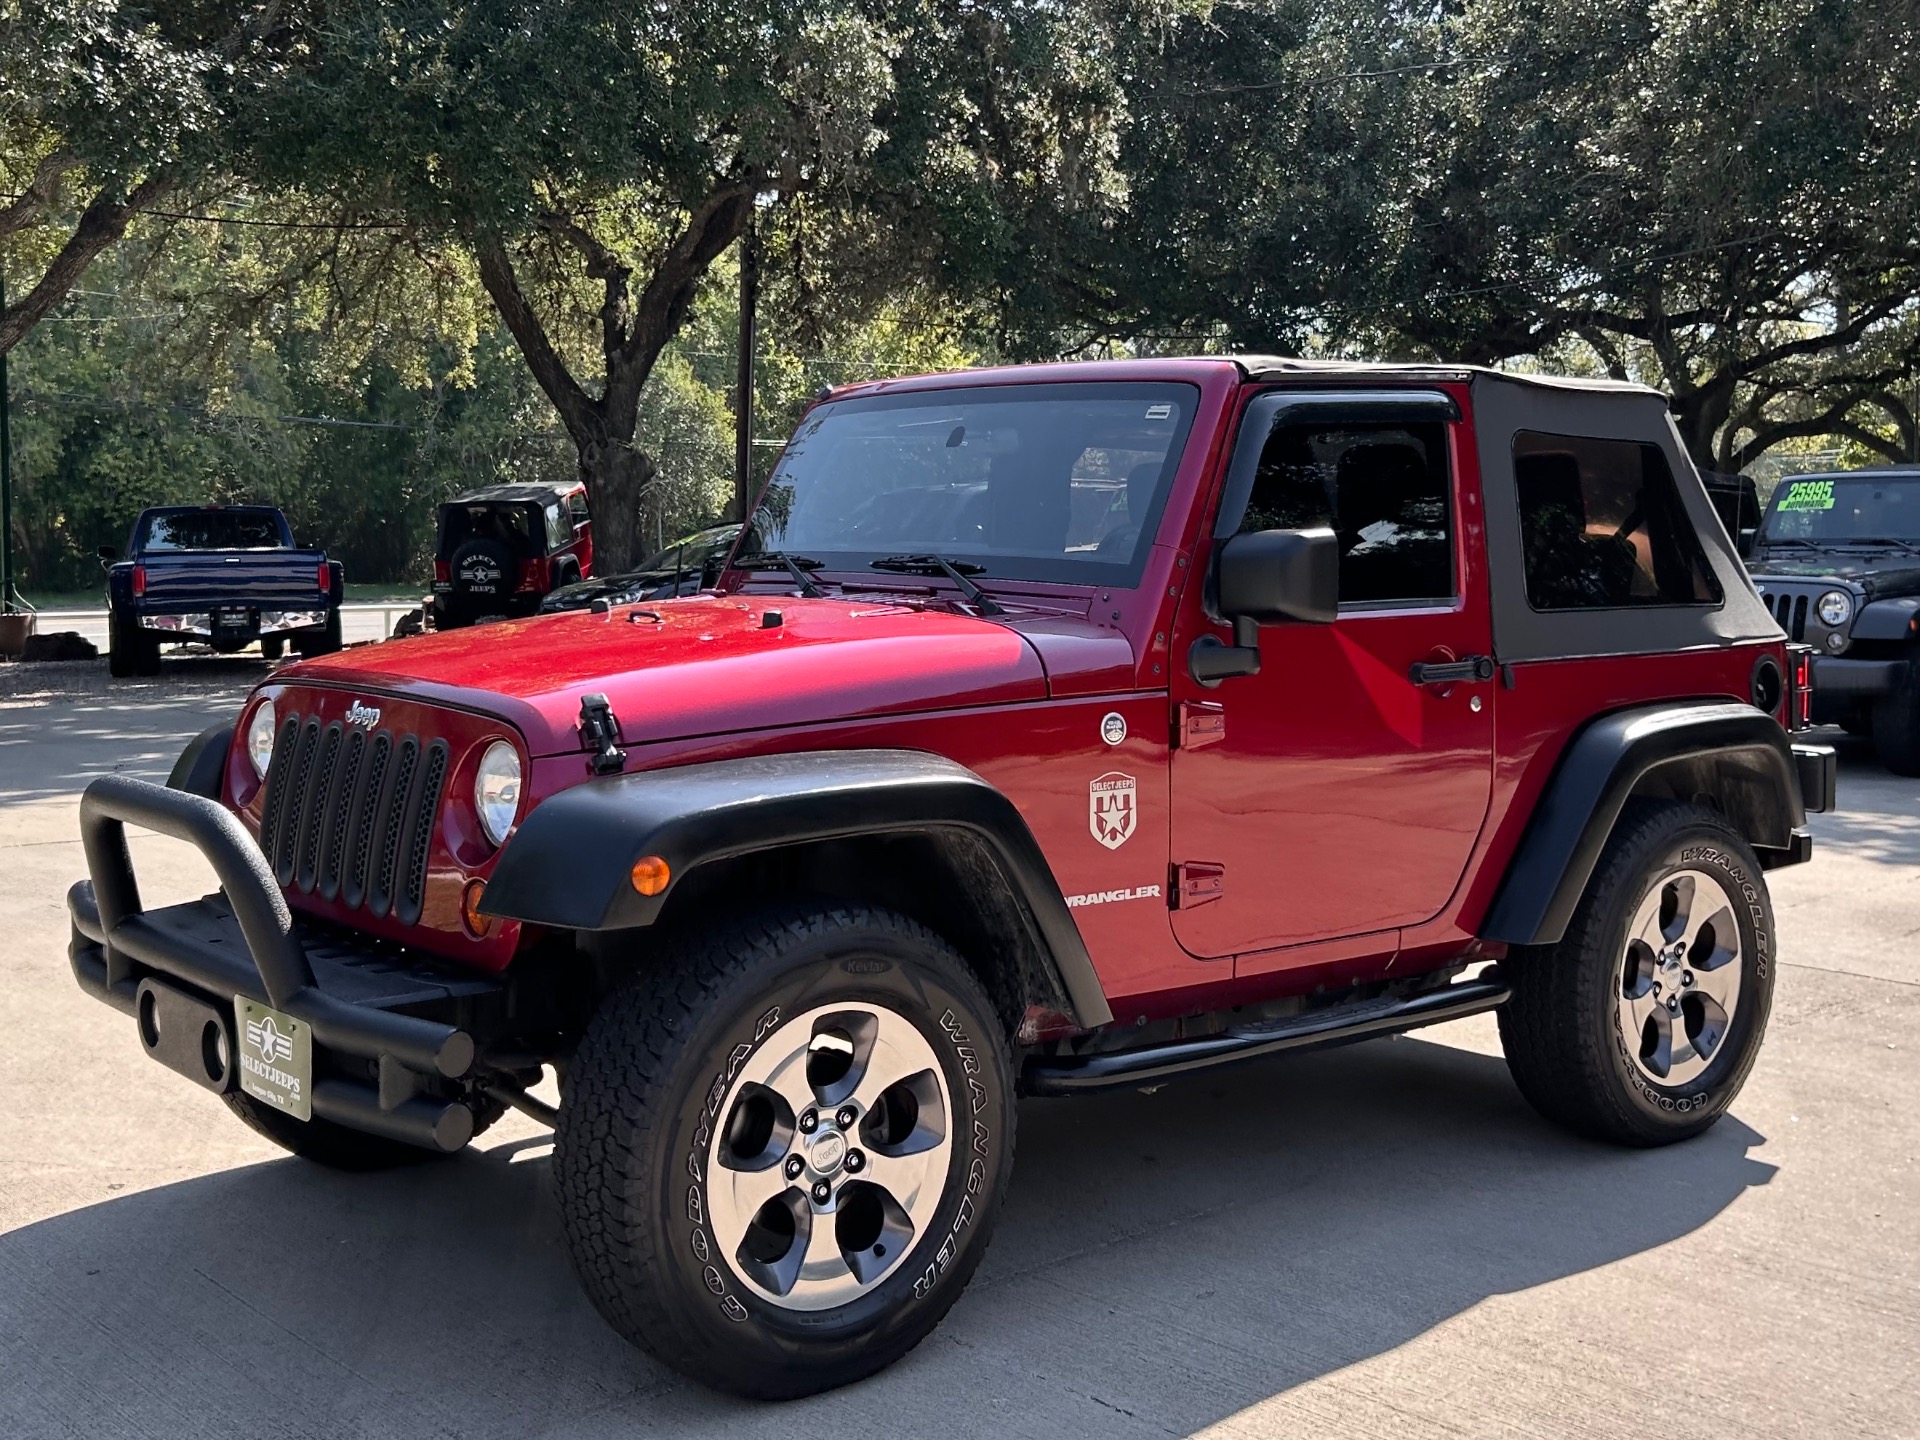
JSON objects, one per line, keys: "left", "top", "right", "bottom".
{"left": 234, "top": 998, "right": 312, "bottom": 1121}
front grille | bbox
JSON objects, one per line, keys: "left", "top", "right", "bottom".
{"left": 261, "top": 716, "right": 448, "bottom": 925}
{"left": 1767, "top": 591, "right": 1809, "bottom": 640}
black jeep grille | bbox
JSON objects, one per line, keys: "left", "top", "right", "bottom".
{"left": 261, "top": 715, "right": 448, "bottom": 925}
{"left": 1767, "top": 591, "right": 1809, "bottom": 640}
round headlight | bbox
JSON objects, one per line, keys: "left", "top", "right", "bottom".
{"left": 1817, "top": 590, "right": 1853, "bottom": 627}
{"left": 474, "top": 740, "right": 522, "bottom": 847}
{"left": 246, "top": 699, "right": 277, "bottom": 779}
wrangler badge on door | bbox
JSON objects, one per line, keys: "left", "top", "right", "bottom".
{"left": 1089, "top": 772, "right": 1137, "bottom": 850}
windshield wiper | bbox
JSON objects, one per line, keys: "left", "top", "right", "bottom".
{"left": 1845, "top": 536, "right": 1920, "bottom": 556}
{"left": 1755, "top": 536, "right": 1822, "bottom": 551}
{"left": 729, "top": 551, "right": 825, "bottom": 598}
{"left": 869, "top": 554, "right": 1007, "bottom": 616}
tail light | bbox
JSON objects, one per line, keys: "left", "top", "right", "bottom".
{"left": 316, "top": 562, "right": 330, "bottom": 592}
{"left": 514, "top": 558, "right": 547, "bottom": 593}
{"left": 1785, "top": 643, "right": 1814, "bottom": 731}
{"left": 131, "top": 565, "right": 147, "bottom": 598}
{"left": 433, "top": 559, "right": 450, "bottom": 584}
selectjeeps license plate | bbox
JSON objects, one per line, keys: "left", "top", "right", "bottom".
{"left": 235, "top": 999, "right": 312, "bottom": 1121}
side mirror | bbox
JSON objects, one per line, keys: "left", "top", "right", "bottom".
{"left": 1190, "top": 527, "right": 1339, "bottom": 687}
{"left": 1737, "top": 526, "right": 1758, "bottom": 559}
{"left": 97, "top": 545, "right": 118, "bottom": 561}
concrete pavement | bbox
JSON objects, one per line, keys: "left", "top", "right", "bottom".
{"left": 1, "top": 660, "right": 1914, "bottom": 1438}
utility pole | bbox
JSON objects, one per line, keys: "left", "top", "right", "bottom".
{"left": 733, "top": 220, "right": 759, "bottom": 524}
{"left": 0, "top": 263, "right": 14, "bottom": 615}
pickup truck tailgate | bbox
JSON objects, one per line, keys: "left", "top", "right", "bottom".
{"left": 140, "top": 550, "right": 328, "bottom": 606}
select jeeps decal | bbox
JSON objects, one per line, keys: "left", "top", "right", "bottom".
{"left": 1066, "top": 884, "right": 1162, "bottom": 908}
{"left": 1089, "top": 772, "right": 1137, "bottom": 850}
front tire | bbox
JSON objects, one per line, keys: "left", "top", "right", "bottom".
{"left": 1871, "top": 652, "right": 1920, "bottom": 775}
{"left": 554, "top": 905, "right": 1015, "bottom": 1399}
{"left": 1498, "top": 801, "right": 1775, "bottom": 1146}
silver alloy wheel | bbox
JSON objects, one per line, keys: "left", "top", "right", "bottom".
{"left": 1617, "top": 868, "right": 1744, "bottom": 1087}
{"left": 705, "top": 1002, "right": 954, "bottom": 1312}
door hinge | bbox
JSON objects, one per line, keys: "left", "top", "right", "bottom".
{"left": 1172, "top": 861, "right": 1225, "bottom": 908}
{"left": 1174, "top": 700, "right": 1226, "bottom": 750}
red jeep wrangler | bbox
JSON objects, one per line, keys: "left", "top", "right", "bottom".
{"left": 66, "top": 359, "right": 1834, "bottom": 1398}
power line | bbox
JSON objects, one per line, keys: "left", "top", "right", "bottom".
{"left": 0, "top": 192, "right": 408, "bottom": 231}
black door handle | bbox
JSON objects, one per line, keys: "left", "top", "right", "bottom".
{"left": 1409, "top": 655, "right": 1495, "bottom": 686}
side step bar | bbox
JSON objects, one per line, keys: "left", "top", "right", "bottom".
{"left": 1023, "top": 974, "right": 1510, "bottom": 1096}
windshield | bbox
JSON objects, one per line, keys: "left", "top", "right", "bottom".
{"left": 636, "top": 525, "right": 739, "bottom": 574}
{"left": 1761, "top": 474, "right": 1920, "bottom": 543}
{"left": 139, "top": 509, "right": 285, "bottom": 551}
{"left": 741, "top": 381, "right": 1199, "bottom": 586}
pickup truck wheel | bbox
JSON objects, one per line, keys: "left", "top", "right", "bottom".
{"left": 1870, "top": 653, "right": 1920, "bottom": 775}
{"left": 133, "top": 630, "right": 162, "bottom": 676}
{"left": 1498, "top": 801, "right": 1774, "bottom": 1147}
{"left": 107, "top": 612, "right": 137, "bottom": 678}
{"left": 260, "top": 636, "right": 285, "bottom": 661}
{"left": 554, "top": 905, "right": 1014, "bottom": 1399}
{"left": 296, "top": 609, "right": 343, "bottom": 658}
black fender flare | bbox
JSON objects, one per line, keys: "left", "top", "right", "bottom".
{"left": 481, "top": 749, "right": 1115, "bottom": 1029}
{"left": 1853, "top": 594, "right": 1920, "bottom": 643}
{"left": 1481, "top": 702, "right": 1805, "bottom": 947}
{"left": 166, "top": 721, "right": 235, "bottom": 800}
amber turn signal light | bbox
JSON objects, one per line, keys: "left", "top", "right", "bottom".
{"left": 461, "top": 879, "right": 492, "bottom": 938}
{"left": 630, "top": 855, "right": 671, "bottom": 896}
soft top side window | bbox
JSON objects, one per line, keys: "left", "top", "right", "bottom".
{"left": 1238, "top": 420, "right": 1455, "bottom": 604}
{"left": 1514, "top": 431, "right": 1721, "bottom": 611}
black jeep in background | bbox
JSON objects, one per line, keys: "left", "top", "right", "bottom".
{"left": 1747, "top": 466, "right": 1920, "bottom": 772}
{"left": 101, "top": 506, "right": 343, "bottom": 677}
{"left": 431, "top": 482, "right": 594, "bottom": 629}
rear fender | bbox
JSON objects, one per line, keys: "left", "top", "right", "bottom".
{"left": 481, "top": 749, "right": 1115, "bottom": 1029}
{"left": 1481, "top": 702, "right": 1805, "bottom": 947}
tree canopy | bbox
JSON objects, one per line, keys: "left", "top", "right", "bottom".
{"left": 1, "top": 0, "right": 1913, "bottom": 590}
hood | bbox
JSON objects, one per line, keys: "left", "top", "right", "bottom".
{"left": 277, "top": 596, "right": 1049, "bottom": 755}
{"left": 1748, "top": 553, "right": 1920, "bottom": 601}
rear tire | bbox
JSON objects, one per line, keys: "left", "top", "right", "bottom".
{"left": 260, "top": 636, "right": 285, "bottom": 661}
{"left": 107, "top": 611, "right": 137, "bottom": 678}
{"left": 554, "top": 905, "right": 1016, "bottom": 1398}
{"left": 1498, "top": 800, "right": 1775, "bottom": 1147}
{"left": 1870, "top": 653, "right": 1920, "bottom": 775}
{"left": 296, "top": 609, "right": 343, "bottom": 658}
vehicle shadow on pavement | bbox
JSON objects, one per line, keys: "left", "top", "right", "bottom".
{"left": 0, "top": 1033, "right": 1773, "bottom": 1439}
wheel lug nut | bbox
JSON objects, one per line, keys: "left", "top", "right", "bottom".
{"left": 844, "top": 1148, "right": 865, "bottom": 1174}
{"left": 836, "top": 1106, "right": 858, "bottom": 1130}
{"left": 811, "top": 1180, "right": 831, "bottom": 1204}
{"left": 784, "top": 1155, "right": 804, "bottom": 1180}
{"left": 798, "top": 1109, "right": 818, "bottom": 1134}
{"left": 1667, "top": 997, "right": 1679, "bottom": 1012}
{"left": 1682, "top": 972, "right": 1694, "bottom": 987}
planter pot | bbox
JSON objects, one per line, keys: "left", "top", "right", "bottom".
{"left": 0, "top": 612, "right": 35, "bottom": 659}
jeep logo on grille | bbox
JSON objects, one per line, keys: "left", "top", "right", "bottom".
{"left": 345, "top": 700, "right": 382, "bottom": 730}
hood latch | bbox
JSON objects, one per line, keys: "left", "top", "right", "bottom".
{"left": 578, "top": 693, "right": 628, "bottom": 776}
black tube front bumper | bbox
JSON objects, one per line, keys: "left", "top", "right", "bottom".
{"left": 68, "top": 774, "right": 503, "bottom": 1151}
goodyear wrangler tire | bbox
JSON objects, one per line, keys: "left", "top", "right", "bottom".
{"left": 1498, "top": 800, "right": 1775, "bottom": 1147}
{"left": 554, "top": 905, "right": 1015, "bottom": 1399}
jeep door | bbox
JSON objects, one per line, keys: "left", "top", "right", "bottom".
{"left": 1168, "top": 389, "right": 1495, "bottom": 964}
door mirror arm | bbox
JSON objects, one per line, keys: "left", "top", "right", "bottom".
{"left": 1187, "top": 527, "right": 1338, "bottom": 688}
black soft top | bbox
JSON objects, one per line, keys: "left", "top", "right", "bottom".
{"left": 444, "top": 482, "right": 579, "bottom": 506}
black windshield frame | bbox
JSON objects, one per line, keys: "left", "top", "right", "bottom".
{"left": 738, "top": 381, "right": 1202, "bottom": 589}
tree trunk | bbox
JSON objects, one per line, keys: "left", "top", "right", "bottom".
{"left": 579, "top": 437, "right": 656, "bottom": 573}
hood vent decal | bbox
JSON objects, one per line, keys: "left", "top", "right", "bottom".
{"left": 579, "top": 693, "right": 628, "bottom": 775}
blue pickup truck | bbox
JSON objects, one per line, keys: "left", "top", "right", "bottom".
{"left": 99, "top": 506, "right": 344, "bottom": 677}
